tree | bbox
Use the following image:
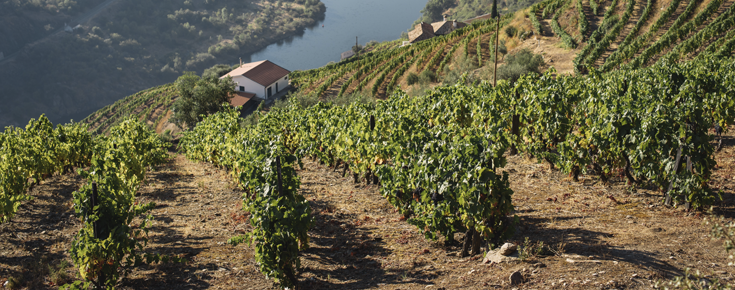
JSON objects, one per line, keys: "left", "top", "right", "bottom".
{"left": 496, "top": 49, "right": 545, "bottom": 84}
{"left": 171, "top": 72, "right": 235, "bottom": 129}
{"left": 202, "top": 64, "right": 236, "bottom": 79}
{"left": 352, "top": 44, "right": 363, "bottom": 56}
{"left": 491, "top": 0, "right": 499, "bottom": 18}
{"left": 417, "top": 0, "right": 454, "bottom": 23}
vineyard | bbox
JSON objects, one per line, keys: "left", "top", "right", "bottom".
{"left": 4, "top": 0, "right": 735, "bottom": 288}
{"left": 174, "top": 56, "right": 735, "bottom": 288}
{"left": 3, "top": 56, "right": 735, "bottom": 288}
{"left": 81, "top": 84, "right": 178, "bottom": 136}
{"left": 285, "top": 0, "right": 735, "bottom": 101}
{"left": 75, "top": 0, "right": 735, "bottom": 136}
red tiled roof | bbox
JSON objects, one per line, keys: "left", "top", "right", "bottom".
{"left": 221, "top": 60, "right": 290, "bottom": 87}
{"left": 229, "top": 92, "right": 255, "bottom": 107}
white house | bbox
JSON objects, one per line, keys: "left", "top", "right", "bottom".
{"left": 221, "top": 60, "right": 290, "bottom": 100}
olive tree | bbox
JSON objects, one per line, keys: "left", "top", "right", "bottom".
{"left": 171, "top": 71, "right": 235, "bottom": 129}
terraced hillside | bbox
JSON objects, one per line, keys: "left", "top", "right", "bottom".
{"left": 290, "top": 14, "right": 519, "bottom": 99}
{"left": 289, "top": 0, "right": 735, "bottom": 100}
{"left": 572, "top": 0, "right": 735, "bottom": 73}
{"left": 81, "top": 84, "right": 178, "bottom": 135}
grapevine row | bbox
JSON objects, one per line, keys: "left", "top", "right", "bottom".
{"left": 0, "top": 116, "right": 94, "bottom": 223}
{"left": 551, "top": 0, "right": 578, "bottom": 48}
{"left": 582, "top": 0, "right": 636, "bottom": 67}
{"left": 664, "top": 1, "right": 735, "bottom": 63}
{"left": 573, "top": 0, "right": 620, "bottom": 73}
{"left": 627, "top": 0, "right": 718, "bottom": 69}
{"left": 600, "top": 0, "right": 681, "bottom": 72}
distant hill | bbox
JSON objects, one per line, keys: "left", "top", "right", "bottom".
{"left": 0, "top": 0, "right": 325, "bottom": 129}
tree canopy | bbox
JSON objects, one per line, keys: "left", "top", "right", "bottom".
{"left": 171, "top": 72, "right": 235, "bottom": 129}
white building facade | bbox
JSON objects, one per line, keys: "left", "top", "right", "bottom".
{"left": 221, "top": 60, "right": 290, "bottom": 100}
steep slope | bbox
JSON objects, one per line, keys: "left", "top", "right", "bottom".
{"left": 81, "top": 83, "right": 178, "bottom": 135}
{"left": 0, "top": 0, "right": 326, "bottom": 129}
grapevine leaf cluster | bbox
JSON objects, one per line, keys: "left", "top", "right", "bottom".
{"left": 65, "top": 119, "right": 177, "bottom": 290}
{"left": 0, "top": 115, "right": 94, "bottom": 223}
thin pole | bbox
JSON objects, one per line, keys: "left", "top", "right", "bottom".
{"left": 276, "top": 157, "right": 283, "bottom": 196}
{"left": 493, "top": 15, "right": 500, "bottom": 87}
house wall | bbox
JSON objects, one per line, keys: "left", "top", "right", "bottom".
{"left": 231, "top": 75, "right": 265, "bottom": 99}
{"left": 274, "top": 75, "right": 289, "bottom": 94}
{"left": 261, "top": 75, "right": 290, "bottom": 99}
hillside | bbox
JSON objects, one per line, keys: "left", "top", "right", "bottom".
{"left": 80, "top": 83, "right": 179, "bottom": 135}
{"left": 0, "top": 0, "right": 325, "bottom": 129}
{"left": 288, "top": 0, "right": 735, "bottom": 100}
{"left": 0, "top": 0, "right": 108, "bottom": 55}
{"left": 78, "top": 0, "right": 735, "bottom": 141}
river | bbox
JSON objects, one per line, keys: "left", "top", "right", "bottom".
{"left": 241, "top": 0, "right": 428, "bottom": 71}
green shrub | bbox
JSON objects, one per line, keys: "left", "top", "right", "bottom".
{"left": 406, "top": 72, "right": 419, "bottom": 85}
{"left": 202, "top": 64, "right": 236, "bottom": 78}
{"left": 505, "top": 26, "right": 518, "bottom": 37}
{"left": 419, "top": 69, "right": 437, "bottom": 84}
{"left": 496, "top": 49, "right": 544, "bottom": 84}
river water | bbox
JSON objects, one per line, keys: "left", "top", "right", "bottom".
{"left": 241, "top": 0, "right": 427, "bottom": 71}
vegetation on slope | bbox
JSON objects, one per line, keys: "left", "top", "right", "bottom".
{"left": 0, "top": 0, "right": 325, "bottom": 129}
{"left": 415, "top": 0, "right": 543, "bottom": 24}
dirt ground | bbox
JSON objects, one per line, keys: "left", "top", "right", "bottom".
{"left": 2, "top": 127, "right": 735, "bottom": 289}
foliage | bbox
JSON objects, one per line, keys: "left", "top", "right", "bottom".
{"left": 202, "top": 64, "right": 237, "bottom": 79}
{"left": 81, "top": 84, "right": 177, "bottom": 135}
{"left": 572, "top": 0, "right": 620, "bottom": 73}
{"left": 171, "top": 72, "right": 235, "bottom": 129}
{"left": 600, "top": 0, "right": 678, "bottom": 72}
{"left": 626, "top": 0, "right": 717, "bottom": 69}
{"left": 495, "top": 49, "right": 544, "bottom": 84}
{"left": 65, "top": 118, "right": 178, "bottom": 289}
{"left": 665, "top": 1, "right": 735, "bottom": 63}
{"left": 550, "top": 0, "right": 577, "bottom": 49}
{"left": 419, "top": 70, "right": 437, "bottom": 84}
{"left": 518, "top": 237, "right": 545, "bottom": 261}
{"left": 180, "top": 106, "right": 312, "bottom": 289}
{"left": 579, "top": 0, "right": 633, "bottom": 68}
{"left": 415, "top": 0, "right": 455, "bottom": 23}
{"left": 505, "top": 25, "right": 517, "bottom": 37}
{"left": 491, "top": 0, "right": 499, "bottom": 18}
{"left": 529, "top": 4, "right": 542, "bottom": 34}
{"left": 0, "top": 115, "right": 93, "bottom": 223}
{"left": 352, "top": 44, "right": 364, "bottom": 56}
{"left": 406, "top": 72, "right": 419, "bottom": 85}
{"left": 442, "top": 54, "right": 478, "bottom": 85}
{"left": 577, "top": 0, "right": 588, "bottom": 37}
